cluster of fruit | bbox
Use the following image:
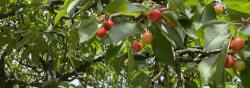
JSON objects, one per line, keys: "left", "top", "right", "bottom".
{"left": 132, "top": 7, "right": 178, "bottom": 52}
{"left": 96, "top": 7, "right": 176, "bottom": 53}
{"left": 96, "top": 20, "right": 114, "bottom": 38}
{"left": 225, "top": 38, "right": 246, "bottom": 71}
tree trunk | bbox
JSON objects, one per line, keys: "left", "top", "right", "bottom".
{"left": 0, "top": 51, "right": 7, "bottom": 88}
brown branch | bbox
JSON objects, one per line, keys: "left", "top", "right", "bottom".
{"left": 175, "top": 48, "right": 222, "bottom": 63}
{"left": 176, "top": 48, "right": 222, "bottom": 57}
{"left": 0, "top": 11, "right": 16, "bottom": 19}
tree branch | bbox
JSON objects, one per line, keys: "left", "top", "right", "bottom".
{"left": 0, "top": 11, "right": 16, "bottom": 19}
{"left": 152, "top": 66, "right": 168, "bottom": 82}
{"left": 176, "top": 48, "right": 222, "bottom": 57}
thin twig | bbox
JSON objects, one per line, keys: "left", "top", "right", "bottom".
{"left": 152, "top": 66, "right": 167, "bottom": 82}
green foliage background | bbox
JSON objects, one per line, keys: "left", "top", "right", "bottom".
{"left": 0, "top": 0, "right": 250, "bottom": 87}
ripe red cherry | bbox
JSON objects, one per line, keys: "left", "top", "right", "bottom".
{"left": 132, "top": 41, "right": 142, "bottom": 52}
{"left": 148, "top": 9, "right": 162, "bottom": 22}
{"left": 142, "top": 32, "right": 153, "bottom": 44}
{"left": 103, "top": 20, "right": 114, "bottom": 29}
{"left": 214, "top": 4, "right": 224, "bottom": 15}
{"left": 224, "top": 55, "right": 234, "bottom": 68}
{"left": 230, "top": 38, "right": 245, "bottom": 52}
{"left": 96, "top": 28, "right": 108, "bottom": 38}
{"left": 165, "top": 19, "right": 176, "bottom": 28}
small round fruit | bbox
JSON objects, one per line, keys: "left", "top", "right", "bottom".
{"left": 224, "top": 55, "right": 234, "bottom": 68}
{"left": 214, "top": 4, "right": 224, "bottom": 15}
{"left": 96, "top": 28, "right": 108, "bottom": 38}
{"left": 165, "top": 19, "right": 176, "bottom": 28}
{"left": 142, "top": 32, "right": 153, "bottom": 44}
{"left": 234, "top": 60, "right": 246, "bottom": 71}
{"left": 132, "top": 41, "right": 142, "bottom": 52}
{"left": 103, "top": 20, "right": 114, "bottom": 29}
{"left": 148, "top": 9, "right": 162, "bottom": 22}
{"left": 230, "top": 38, "right": 245, "bottom": 52}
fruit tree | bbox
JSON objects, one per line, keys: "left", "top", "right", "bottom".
{"left": 1, "top": 0, "right": 250, "bottom": 87}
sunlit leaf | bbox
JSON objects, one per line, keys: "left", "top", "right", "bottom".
{"left": 77, "top": 18, "right": 98, "bottom": 43}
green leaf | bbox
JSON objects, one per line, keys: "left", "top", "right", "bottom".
{"left": 168, "top": 0, "right": 186, "bottom": 13}
{"left": 42, "top": 80, "right": 58, "bottom": 88}
{"left": 201, "top": 5, "right": 216, "bottom": 24}
{"left": 16, "top": 30, "right": 40, "bottom": 49}
{"left": 104, "top": 0, "right": 128, "bottom": 13}
{"left": 106, "top": 44, "right": 123, "bottom": 60}
{"left": 204, "top": 23, "right": 231, "bottom": 50}
{"left": 162, "top": 11, "right": 197, "bottom": 39}
{"left": 54, "top": 10, "right": 66, "bottom": 25}
{"left": 241, "top": 25, "right": 250, "bottom": 35}
{"left": 198, "top": 39, "right": 230, "bottom": 87}
{"left": 21, "top": 48, "right": 30, "bottom": 60}
{"left": 185, "top": 0, "right": 200, "bottom": 7}
{"left": 239, "top": 48, "right": 250, "bottom": 87}
{"left": 31, "top": 46, "right": 40, "bottom": 64}
{"left": 128, "top": 48, "right": 136, "bottom": 76}
{"left": 69, "top": 29, "right": 80, "bottom": 48}
{"left": 150, "top": 23, "right": 174, "bottom": 65}
{"left": 109, "top": 23, "right": 143, "bottom": 45}
{"left": 54, "top": 57, "right": 62, "bottom": 71}
{"left": 119, "top": 3, "right": 145, "bottom": 17}
{"left": 227, "top": 9, "right": 250, "bottom": 21}
{"left": 58, "top": 81, "right": 77, "bottom": 87}
{"left": 67, "top": 0, "right": 81, "bottom": 17}
{"left": 111, "top": 54, "right": 126, "bottom": 75}
{"left": 202, "top": 0, "right": 214, "bottom": 5}
{"left": 104, "top": 1, "right": 144, "bottom": 17}
{"left": 77, "top": 18, "right": 98, "bottom": 43}
{"left": 129, "top": 68, "right": 151, "bottom": 88}
{"left": 97, "top": 0, "right": 103, "bottom": 11}
{"left": 224, "top": 0, "right": 250, "bottom": 15}
{"left": 161, "top": 23, "right": 185, "bottom": 48}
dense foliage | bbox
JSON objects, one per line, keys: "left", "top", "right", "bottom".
{"left": 1, "top": 0, "right": 250, "bottom": 87}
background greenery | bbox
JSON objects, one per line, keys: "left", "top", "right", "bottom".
{"left": 0, "top": 0, "right": 250, "bottom": 87}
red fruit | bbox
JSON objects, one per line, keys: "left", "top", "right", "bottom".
{"left": 230, "top": 38, "right": 245, "bottom": 52}
{"left": 142, "top": 32, "right": 153, "bottom": 44}
{"left": 132, "top": 41, "right": 142, "bottom": 52}
{"left": 214, "top": 4, "right": 224, "bottom": 15}
{"left": 148, "top": 9, "right": 162, "bottom": 22}
{"left": 103, "top": 20, "right": 114, "bottom": 29}
{"left": 165, "top": 19, "right": 176, "bottom": 28}
{"left": 224, "top": 55, "right": 234, "bottom": 68}
{"left": 96, "top": 28, "right": 108, "bottom": 38}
